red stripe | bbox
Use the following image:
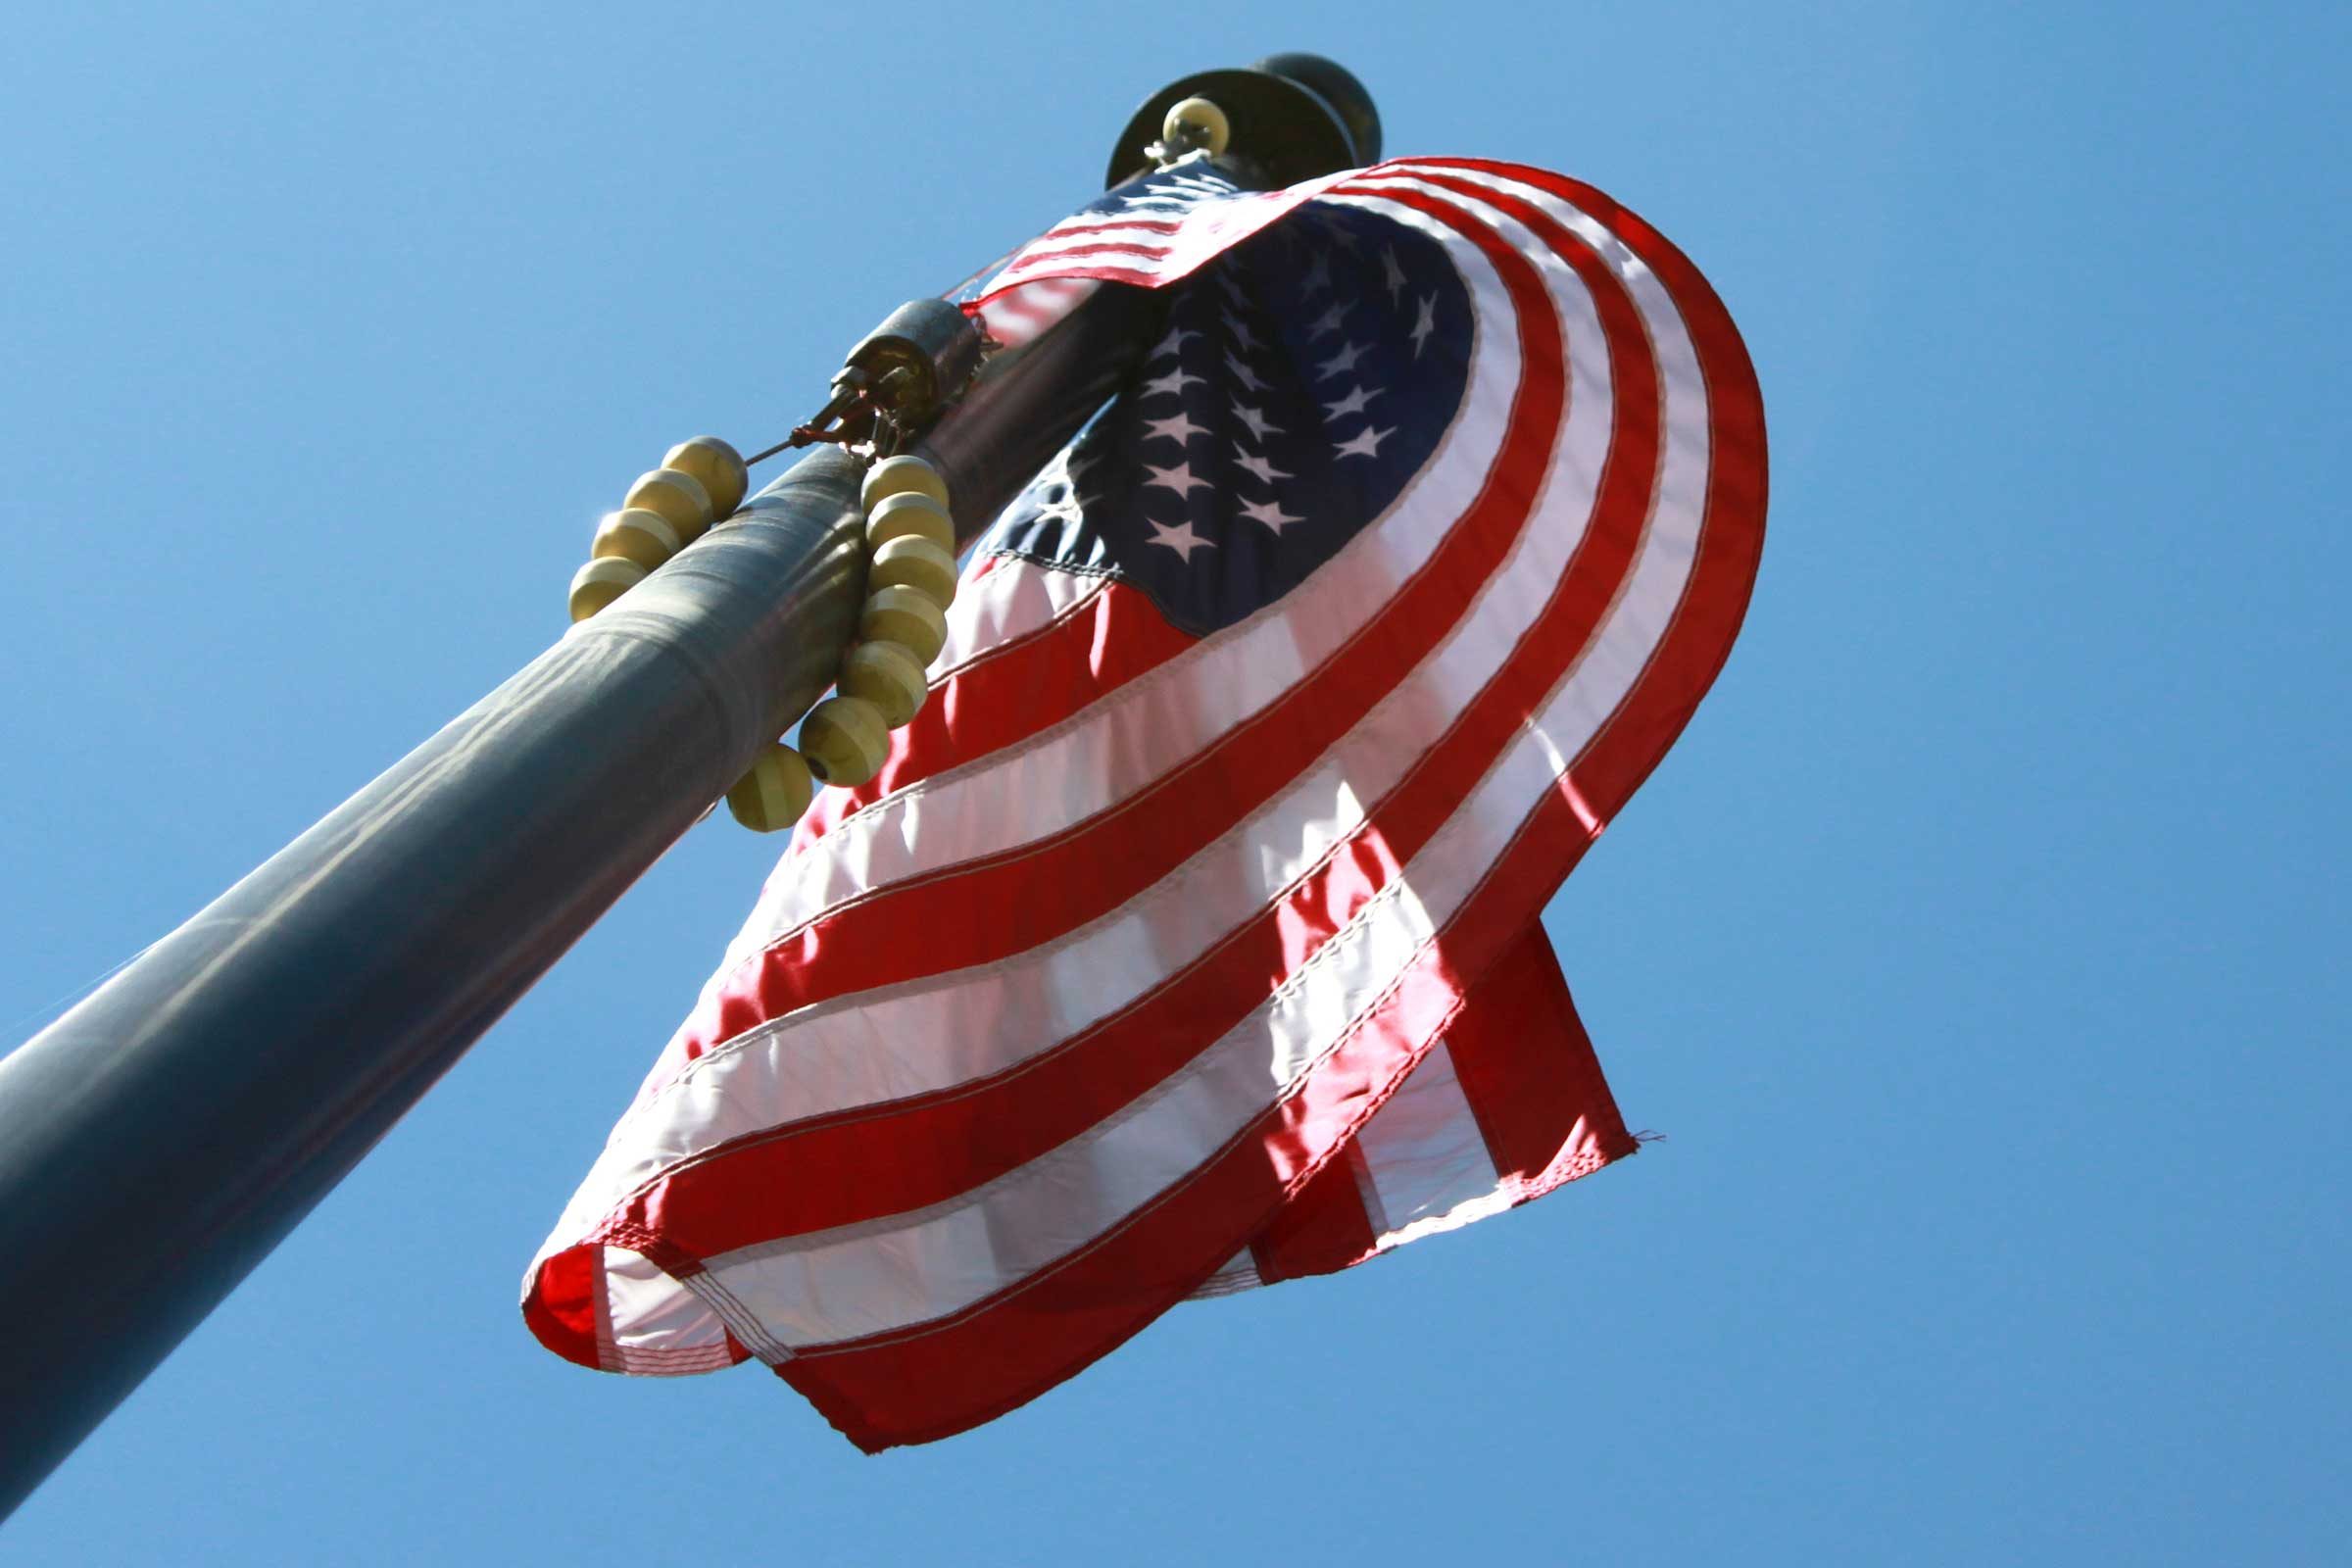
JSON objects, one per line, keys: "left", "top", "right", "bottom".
{"left": 1040, "top": 216, "right": 1185, "bottom": 237}
{"left": 1253, "top": 921, "right": 1627, "bottom": 1284}
{"left": 742, "top": 162, "right": 1761, "bottom": 1449}
{"left": 978, "top": 261, "right": 1169, "bottom": 301}
{"left": 521, "top": 1247, "right": 601, "bottom": 1370}
{"left": 601, "top": 180, "right": 1667, "bottom": 1259}
{"left": 790, "top": 579, "right": 1195, "bottom": 857}
{"left": 1001, "top": 238, "right": 1177, "bottom": 270}
{"left": 1249, "top": 1144, "right": 1379, "bottom": 1282}
{"left": 1442, "top": 922, "right": 1630, "bottom": 1188}
{"left": 986, "top": 284, "right": 1092, "bottom": 329}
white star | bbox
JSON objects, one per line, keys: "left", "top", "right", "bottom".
{"left": 1234, "top": 448, "right": 1292, "bottom": 486}
{"left": 1222, "top": 311, "right": 1259, "bottom": 352}
{"left": 1322, "top": 383, "right": 1384, "bottom": 420}
{"left": 1144, "top": 366, "right": 1202, "bottom": 399}
{"left": 1024, "top": 449, "right": 1082, "bottom": 525}
{"left": 1217, "top": 269, "right": 1250, "bottom": 304}
{"left": 1300, "top": 252, "right": 1333, "bottom": 297}
{"left": 1144, "top": 459, "right": 1213, "bottom": 498}
{"left": 1149, "top": 324, "right": 1200, "bottom": 361}
{"left": 1238, "top": 496, "right": 1302, "bottom": 533}
{"left": 1381, "top": 247, "right": 1407, "bottom": 302}
{"left": 1223, "top": 349, "right": 1268, "bottom": 393}
{"left": 1306, "top": 299, "right": 1349, "bottom": 340}
{"left": 1146, "top": 517, "right": 1214, "bottom": 562}
{"left": 1410, "top": 293, "right": 1439, "bottom": 359}
{"left": 1233, "top": 403, "right": 1283, "bottom": 443}
{"left": 1326, "top": 220, "right": 1362, "bottom": 253}
{"left": 1316, "top": 340, "right": 1370, "bottom": 379}
{"left": 1144, "top": 410, "right": 1208, "bottom": 446}
{"left": 1334, "top": 424, "right": 1396, "bottom": 460}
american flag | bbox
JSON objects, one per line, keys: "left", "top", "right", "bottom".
{"left": 523, "top": 158, "right": 1768, "bottom": 1449}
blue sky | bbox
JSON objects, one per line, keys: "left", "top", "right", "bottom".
{"left": 3, "top": 3, "right": 2344, "bottom": 1561}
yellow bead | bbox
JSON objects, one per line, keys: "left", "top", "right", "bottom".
{"left": 869, "top": 534, "right": 957, "bottom": 609}
{"left": 567, "top": 556, "right": 645, "bottom": 622}
{"left": 799, "top": 696, "right": 890, "bottom": 787}
{"left": 864, "top": 491, "right": 954, "bottom": 553}
{"left": 724, "top": 742, "right": 814, "bottom": 832}
{"left": 1162, "top": 96, "right": 1231, "bottom": 157}
{"left": 858, "top": 586, "right": 948, "bottom": 665}
{"left": 590, "top": 507, "right": 682, "bottom": 571}
{"left": 840, "top": 639, "right": 929, "bottom": 728}
{"left": 624, "top": 467, "right": 715, "bottom": 542}
{"left": 662, "top": 436, "right": 749, "bottom": 519}
{"left": 860, "top": 454, "right": 950, "bottom": 513}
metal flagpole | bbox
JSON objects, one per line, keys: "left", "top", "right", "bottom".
{"left": 0, "top": 54, "right": 1379, "bottom": 1517}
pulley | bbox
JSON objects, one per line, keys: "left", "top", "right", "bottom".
{"left": 783, "top": 299, "right": 987, "bottom": 457}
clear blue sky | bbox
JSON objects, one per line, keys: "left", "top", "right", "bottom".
{"left": 3, "top": 3, "right": 2344, "bottom": 1561}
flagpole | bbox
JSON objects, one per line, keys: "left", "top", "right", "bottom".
{"left": 0, "top": 53, "right": 1379, "bottom": 1518}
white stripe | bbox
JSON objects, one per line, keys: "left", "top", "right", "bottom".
{"left": 1008, "top": 221, "right": 1188, "bottom": 254}
{"left": 976, "top": 278, "right": 1099, "bottom": 348}
{"left": 1189, "top": 1248, "right": 1262, "bottom": 1298}
{"left": 1180, "top": 1031, "right": 1526, "bottom": 1299}
{"left": 1350, "top": 1039, "right": 1507, "bottom": 1246}
{"left": 931, "top": 557, "right": 1106, "bottom": 680}
{"left": 598, "top": 1247, "right": 732, "bottom": 1372}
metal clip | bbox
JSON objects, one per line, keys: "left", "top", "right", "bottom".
{"left": 770, "top": 299, "right": 988, "bottom": 461}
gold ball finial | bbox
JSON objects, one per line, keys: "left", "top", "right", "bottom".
{"left": 1161, "top": 97, "right": 1231, "bottom": 158}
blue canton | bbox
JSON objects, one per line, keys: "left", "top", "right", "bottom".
{"left": 978, "top": 203, "right": 1475, "bottom": 635}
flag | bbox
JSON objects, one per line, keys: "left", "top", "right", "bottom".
{"left": 522, "top": 156, "right": 1768, "bottom": 1449}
